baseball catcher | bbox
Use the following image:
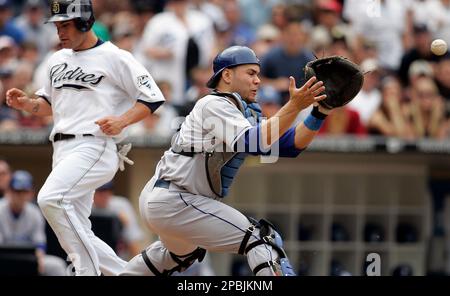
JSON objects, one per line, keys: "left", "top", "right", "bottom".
{"left": 121, "top": 48, "right": 363, "bottom": 277}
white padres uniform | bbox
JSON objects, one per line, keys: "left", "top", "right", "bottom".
{"left": 122, "top": 95, "right": 280, "bottom": 276}
{"left": 35, "top": 41, "right": 165, "bottom": 276}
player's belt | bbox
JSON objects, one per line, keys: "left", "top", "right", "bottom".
{"left": 53, "top": 133, "right": 94, "bottom": 143}
{"left": 170, "top": 148, "right": 195, "bottom": 157}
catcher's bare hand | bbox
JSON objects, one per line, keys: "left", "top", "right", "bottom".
{"left": 95, "top": 116, "right": 126, "bottom": 136}
{"left": 6, "top": 88, "right": 29, "bottom": 110}
{"left": 288, "top": 76, "right": 326, "bottom": 111}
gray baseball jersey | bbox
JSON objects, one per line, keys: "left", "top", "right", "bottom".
{"left": 122, "top": 93, "right": 283, "bottom": 276}
{"left": 156, "top": 94, "right": 251, "bottom": 197}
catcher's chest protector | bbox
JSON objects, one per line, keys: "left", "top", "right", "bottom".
{"left": 205, "top": 92, "right": 262, "bottom": 198}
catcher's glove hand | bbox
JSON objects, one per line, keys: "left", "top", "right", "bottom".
{"left": 304, "top": 56, "right": 364, "bottom": 110}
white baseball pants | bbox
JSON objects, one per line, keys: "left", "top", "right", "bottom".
{"left": 37, "top": 137, "right": 127, "bottom": 276}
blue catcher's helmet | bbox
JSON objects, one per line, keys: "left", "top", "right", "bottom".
{"left": 207, "top": 46, "right": 260, "bottom": 88}
{"left": 46, "top": 0, "right": 95, "bottom": 33}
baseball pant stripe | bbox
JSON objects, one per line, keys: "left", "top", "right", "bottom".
{"left": 54, "top": 139, "right": 108, "bottom": 275}
{"left": 178, "top": 193, "right": 273, "bottom": 259}
{"left": 62, "top": 139, "right": 107, "bottom": 274}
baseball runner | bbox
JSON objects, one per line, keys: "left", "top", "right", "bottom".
{"left": 5, "top": 0, "right": 165, "bottom": 276}
{"left": 120, "top": 46, "right": 359, "bottom": 276}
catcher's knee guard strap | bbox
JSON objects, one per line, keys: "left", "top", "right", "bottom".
{"left": 141, "top": 250, "right": 164, "bottom": 276}
{"left": 169, "top": 247, "right": 207, "bottom": 273}
{"left": 238, "top": 223, "right": 256, "bottom": 255}
{"left": 141, "top": 247, "right": 207, "bottom": 276}
{"left": 239, "top": 218, "right": 296, "bottom": 276}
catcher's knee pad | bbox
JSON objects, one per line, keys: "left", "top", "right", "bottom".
{"left": 239, "top": 218, "right": 296, "bottom": 276}
{"left": 141, "top": 247, "right": 207, "bottom": 276}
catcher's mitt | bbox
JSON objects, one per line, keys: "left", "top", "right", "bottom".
{"left": 304, "top": 56, "right": 364, "bottom": 110}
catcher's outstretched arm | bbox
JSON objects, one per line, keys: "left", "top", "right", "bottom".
{"left": 295, "top": 105, "right": 330, "bottom": 149}
{"left": 260, "top": 76, "right": 326, "bottom": 148}
{"left": 295, "top": 122, "right": 321, "bottom": 150}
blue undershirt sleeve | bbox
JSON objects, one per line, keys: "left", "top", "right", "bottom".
{"left": 234, "top": 125, "right": 303, "bottom": 157}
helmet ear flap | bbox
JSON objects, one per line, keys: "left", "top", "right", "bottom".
{"left": 75, "top": 18, "right": 88, "bottom": 32}
{"left": 74, "top": 16, "right": 94, "bottom": 32}
{"left": 75, "top": 0, "right": 95, "bottom": 32}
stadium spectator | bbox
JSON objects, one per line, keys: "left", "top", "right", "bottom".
{"left": 252, "top": 24, "right": 280, "bottom": 57}
{"left": 318, "top": 106, "right": 366, "bottom": 136}
{"left": 367, "top": 76, "right": 414, "bottom": 139}
{"left": 348, "top": 58, "right": 382, "bottom": 128}
{"left": 257, "top": 85, "right": 282, "bottom": 118}
{"left": 221, "top": 0, "right": 256, "bottom": 47}
{"left": 0, "top": 158, "right": 11, "bottom": 198}
{"left": 435, "top": 55, "right": 450, "bottom": 104}
{"left": 0, "top": 0, "right": 25, "bottom": 45}
{"left": 136, "top": 0, "right": 215, "bottom": 107}
{"left": 404, "top": 76, "right": 449, "bottom": 139}
{"left": 14, "top": 0, "right": 57, "bottom": 62}
{"left": 344, "top": 0, "right": 409, "bottom": 72}
{"left": 93, "top": 181, "right": 145, "bottom": 260}
{"left": 260, "top": 21, "right": 315, "bottom": 103}
{"left": 0, "top": 170, "right": 67, "bottom": 275}
{"left": 398, "top": 24, "right": 441, "bottom": 86}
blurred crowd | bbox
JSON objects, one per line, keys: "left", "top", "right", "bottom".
{"left": 0, "top": 157, "right": 216, "bottom": 276}
{"left": 1, "top": 0, "right": 450, "bottom": 141}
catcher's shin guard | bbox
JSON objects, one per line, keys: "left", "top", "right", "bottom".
{"left": 239, "top": 218, "right": 296, "bottom": 276}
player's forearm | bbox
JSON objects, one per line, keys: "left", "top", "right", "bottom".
{"left": 119, "top": 102, "right": 151, "bottom": 129}
{"left": 294, "top": 107, "right": 327, "bottom": 149}
{"left": 260, "top": 100, "right": 301, "bottom": 148}
{"left": 294, "top": 123, "right": 319, "bottom": 149}
{"left": 22, "top": 97, "right": 53, "bottom": 117}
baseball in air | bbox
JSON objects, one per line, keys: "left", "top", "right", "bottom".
{"left": 431, "top": 39, "right": 448, "bottom": 56}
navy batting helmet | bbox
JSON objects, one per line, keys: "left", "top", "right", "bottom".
{"left": 207, "top": 46, "right": 260, "bottom": 89}
{"left": 46, "top": 0, "right": 95, "bottom": 33}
